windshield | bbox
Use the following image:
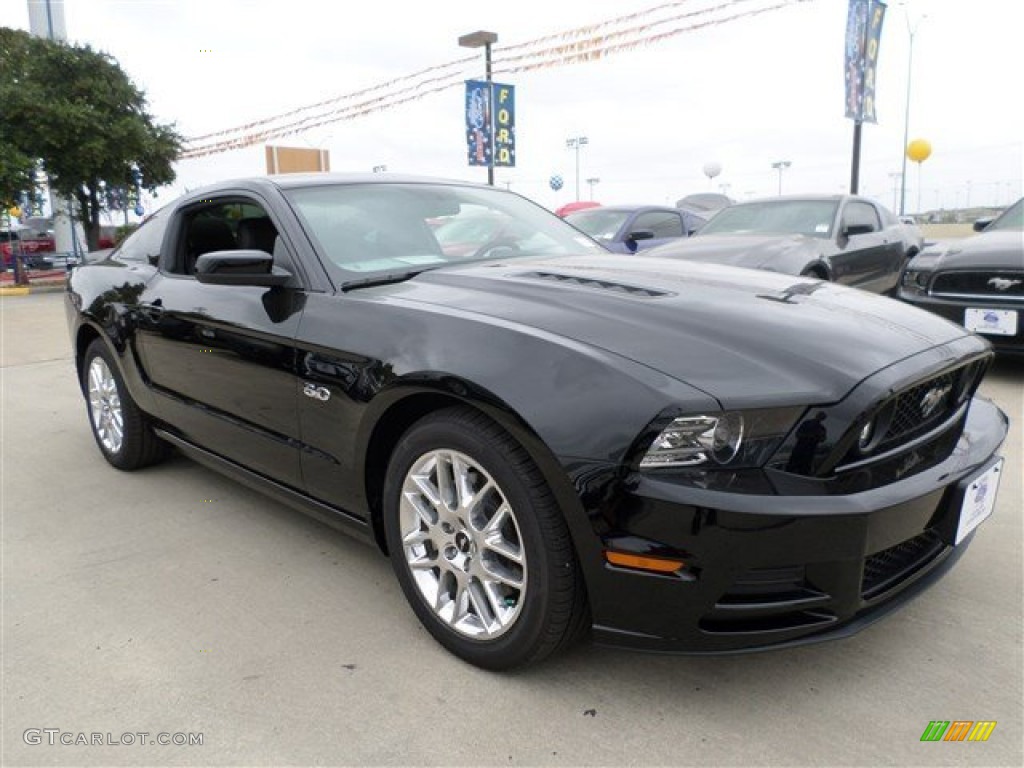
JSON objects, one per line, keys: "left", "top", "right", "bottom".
{"left": 565, "top": 209, "right": 630, "bottom": 240}
{"left": 699, "top": 200, "right": 839, "bottom": 239}
{"left": 285, "top": 183, "right": 603, "bottom": 280}
{"left": 986, "top": 198, "right": 1023, "bottom": 231}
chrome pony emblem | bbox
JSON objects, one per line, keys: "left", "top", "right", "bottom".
{"left": 988, "top": 277, "right": 1022, "bottom": 292}
{"left": 919, "top": 384, "right": 951, "bottom": 419}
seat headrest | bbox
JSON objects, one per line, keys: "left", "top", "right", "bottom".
{"left": 188, "top": 217, "right": 236, "bottom": 256}
{"left": 236, "top": 217, "right": 278, "bottom": 254}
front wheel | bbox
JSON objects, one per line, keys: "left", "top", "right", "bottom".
{"left": 383, "top": 407, "right": 588, "bottom": 669}
{"left": 82, "top": 339, "right": 167, "bottom": 470}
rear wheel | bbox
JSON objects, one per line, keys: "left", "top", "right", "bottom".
{"left": 83, "top": 339, "right": 167, "bottom": 470}
{"left": 383, "top": 407, "right": 588, "bottom": 669}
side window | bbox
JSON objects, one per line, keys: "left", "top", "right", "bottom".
{"left": 632, "top": 211, "right": 683, "bottom": 238}
{"left": 115, "top": 207, "right": 168, "bottom": 265}
{"left": 171, "top": 198, "right": 281, "bottom": 276}
{"left": 843, "top": 202, "right": 881, "bottom": 233}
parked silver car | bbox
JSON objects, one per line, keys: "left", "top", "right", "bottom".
{"left": 647, "top": 195, "right": 909, "bottom": 294}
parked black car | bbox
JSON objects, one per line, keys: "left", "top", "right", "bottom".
{"left": 66, "top": 175, "right": 1007, "bottom": 669}
{"left": 899, "top": 198, "right": 1023, "bottom": 356}
{"left": 648, "top": 195, "right": 908, "bottom": 294}
{"left": 564, "top": 205, "right": 697, "bottom": 254}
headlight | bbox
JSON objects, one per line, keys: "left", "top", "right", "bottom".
{"left": 900, "top": 269, "right": 931, "bottom": 292}
{"left": 640, "top": 407, "right": 803, "bottom": 469}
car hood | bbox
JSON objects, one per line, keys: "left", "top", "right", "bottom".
{"left": 384, "top": 254, "right": 970, "bottom": 407}
{"left": 920, "top": 231, "right": 1024, "bottom": 271}
{"left": 647, "top": 233, "right": 818, "bottom": 268}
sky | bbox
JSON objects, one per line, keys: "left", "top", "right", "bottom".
{"left": 3, "top": 0, "right": 1023, "bottom": 217}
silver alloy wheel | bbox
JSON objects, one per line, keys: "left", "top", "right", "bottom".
{"left": 87, "top": 356, "right": 124, "bottom": 454}
{"left": 399, "top": 449, "right": 527, "bottom": 639}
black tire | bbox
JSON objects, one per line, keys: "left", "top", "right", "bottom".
{"left": 383, "top": 406, "right": 588, "bottom": 670}
{"left": 82, "top": 339, "right": 168, "bottom": 470}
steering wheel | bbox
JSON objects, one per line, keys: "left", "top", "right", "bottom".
{"left": 470, "top": 237, "right": 520, "bottom": 260}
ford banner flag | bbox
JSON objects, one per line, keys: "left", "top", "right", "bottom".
{"left": 466, "top": 81, "right": 516, "bottom": 168}
{"left": 844, "top": 0, "right": 886, "bottom": 123}
{"left": 465, "top": 80, "right": 492, "bottom": 167}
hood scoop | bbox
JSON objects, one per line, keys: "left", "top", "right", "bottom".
{"left": 517, "top": 271, "right": 672, "bottom": 298}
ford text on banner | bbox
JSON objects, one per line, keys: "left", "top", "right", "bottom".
{"left": 492, "top": 83, "right": 516, "bottom": 168}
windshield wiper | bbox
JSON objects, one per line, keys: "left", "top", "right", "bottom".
{"left": 342, "top": 268, "right": 435, "bottom": 292}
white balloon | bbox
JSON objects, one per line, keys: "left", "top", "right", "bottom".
{"left": 703, "top": 161, "right": 722, "bottom": 179}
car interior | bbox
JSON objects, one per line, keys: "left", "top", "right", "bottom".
{"left": 179, "top": 202, "right": 285, "bottom": 276}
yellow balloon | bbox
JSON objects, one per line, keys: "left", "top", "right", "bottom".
{"left": 906, "top": 139, "right": 932, "bottom": 164}
{"left": 7, "top": 206, "right": 21, "bottom": 218}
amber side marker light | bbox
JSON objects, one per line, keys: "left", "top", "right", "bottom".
{"left": 605, "top": 551, "right": 685, "bottom": 574}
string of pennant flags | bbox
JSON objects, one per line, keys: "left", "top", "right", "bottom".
{"left": 181, "top": 0, "right": 811, "bottom": 159}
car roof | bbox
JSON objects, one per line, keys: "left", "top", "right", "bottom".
{"left": 734, "top": 194, "right": 855, "bottom": 204}
{"left": 570, "top": 205, "right": 678, "bottom": 214}
{"left": 180, "top": 173, "right": 489, "bottom": 201}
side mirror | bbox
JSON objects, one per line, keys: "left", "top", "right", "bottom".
{"left": 842, "top": 223, "right": 874, "bottom": 238}
{"left": 195, "top": 249, "right": 292, "bottom": 287}
{"left": 973, "top": 218, "right": 993, "bottom": 232}
{"left": 627, "top": 229, "right": 655, "bottom": 243}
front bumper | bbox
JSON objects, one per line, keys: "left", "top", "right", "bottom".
{"left": 899, "top": 290, "right": 1024, "bottom": 356}
{"left": 585, "top": 397, "right": 1008, "bottom": 653}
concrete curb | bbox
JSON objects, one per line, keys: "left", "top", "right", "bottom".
{"left": 0, "top": 282, "right": 65, "bottom": 297}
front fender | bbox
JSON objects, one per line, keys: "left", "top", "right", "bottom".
{"left": 66, "top": 259, "right": 158, "bottom": 412}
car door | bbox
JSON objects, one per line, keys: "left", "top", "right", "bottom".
{"left": 133, "top": 193, "right": 308, "bottom": 488}
{"left": 831, "top": 200, "right": 892, "bottom": 289}
{"left": 621, "top": 210, "right": 686, "bottom": 252}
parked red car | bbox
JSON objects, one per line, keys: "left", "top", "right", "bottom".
{"left": 2, "top": 230, "right": 55, "bottom": 268}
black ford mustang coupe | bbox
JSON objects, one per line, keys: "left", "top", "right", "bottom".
{"left": 66, "top": 175, "right": 1007, "bottom": 669}
{"left": 899, "top": 197, "right": 1023, "bottom": 357}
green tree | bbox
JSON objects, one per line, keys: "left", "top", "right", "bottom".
{"left": 0, "top": 28, "right": 181, "bottom": 249}
{"left": 0, "top": 30, "right": 40, "bottom": 207}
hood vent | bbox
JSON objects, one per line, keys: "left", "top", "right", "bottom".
{"left": 518, "top": 271, "right": 671, "bottom": 298}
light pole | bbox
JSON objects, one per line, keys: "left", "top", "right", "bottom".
{"left": 586, "top": 177, "right": 600, "bottom": 198}
{"left": 771, "top": 160, "right": 791, "bottom": 195}
{"left": 458, "top": 30, "right": 498, "bottom": 186}
{"left": 566, "top": 136, "right": 589, "bottom": 201}
{"left": 899, "top": 8, "right": 926, "bottom": 215}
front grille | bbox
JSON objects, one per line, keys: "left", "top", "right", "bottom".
{"left": 931, "top": 271, "right": 1024, "bottom": 300}
{"left": 877, "top": 372, "right": 957, "bottom": 450}
{"left": 828, "top": 360, "right": 986, "bottom": 482}
{"left": 861, "top": 529, "right": 946, "bottom": 600}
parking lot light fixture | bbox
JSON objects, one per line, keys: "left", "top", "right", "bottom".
{"left": 566, "top": 136, "right": 589, "bottom": 201}
{"left": 771, "top": 160, "right": 792, "bottom": 195}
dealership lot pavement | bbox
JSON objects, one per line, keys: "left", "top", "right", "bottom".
{"left": 2, "top": 290, "right": 1022, "bottom": 767}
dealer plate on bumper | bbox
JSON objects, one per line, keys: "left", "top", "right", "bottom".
{"left": 955, "top": 459, "right": 1003, "bottom": 545}
{"left": 965, "top": 308, "right": 1018, "bottom": 336}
